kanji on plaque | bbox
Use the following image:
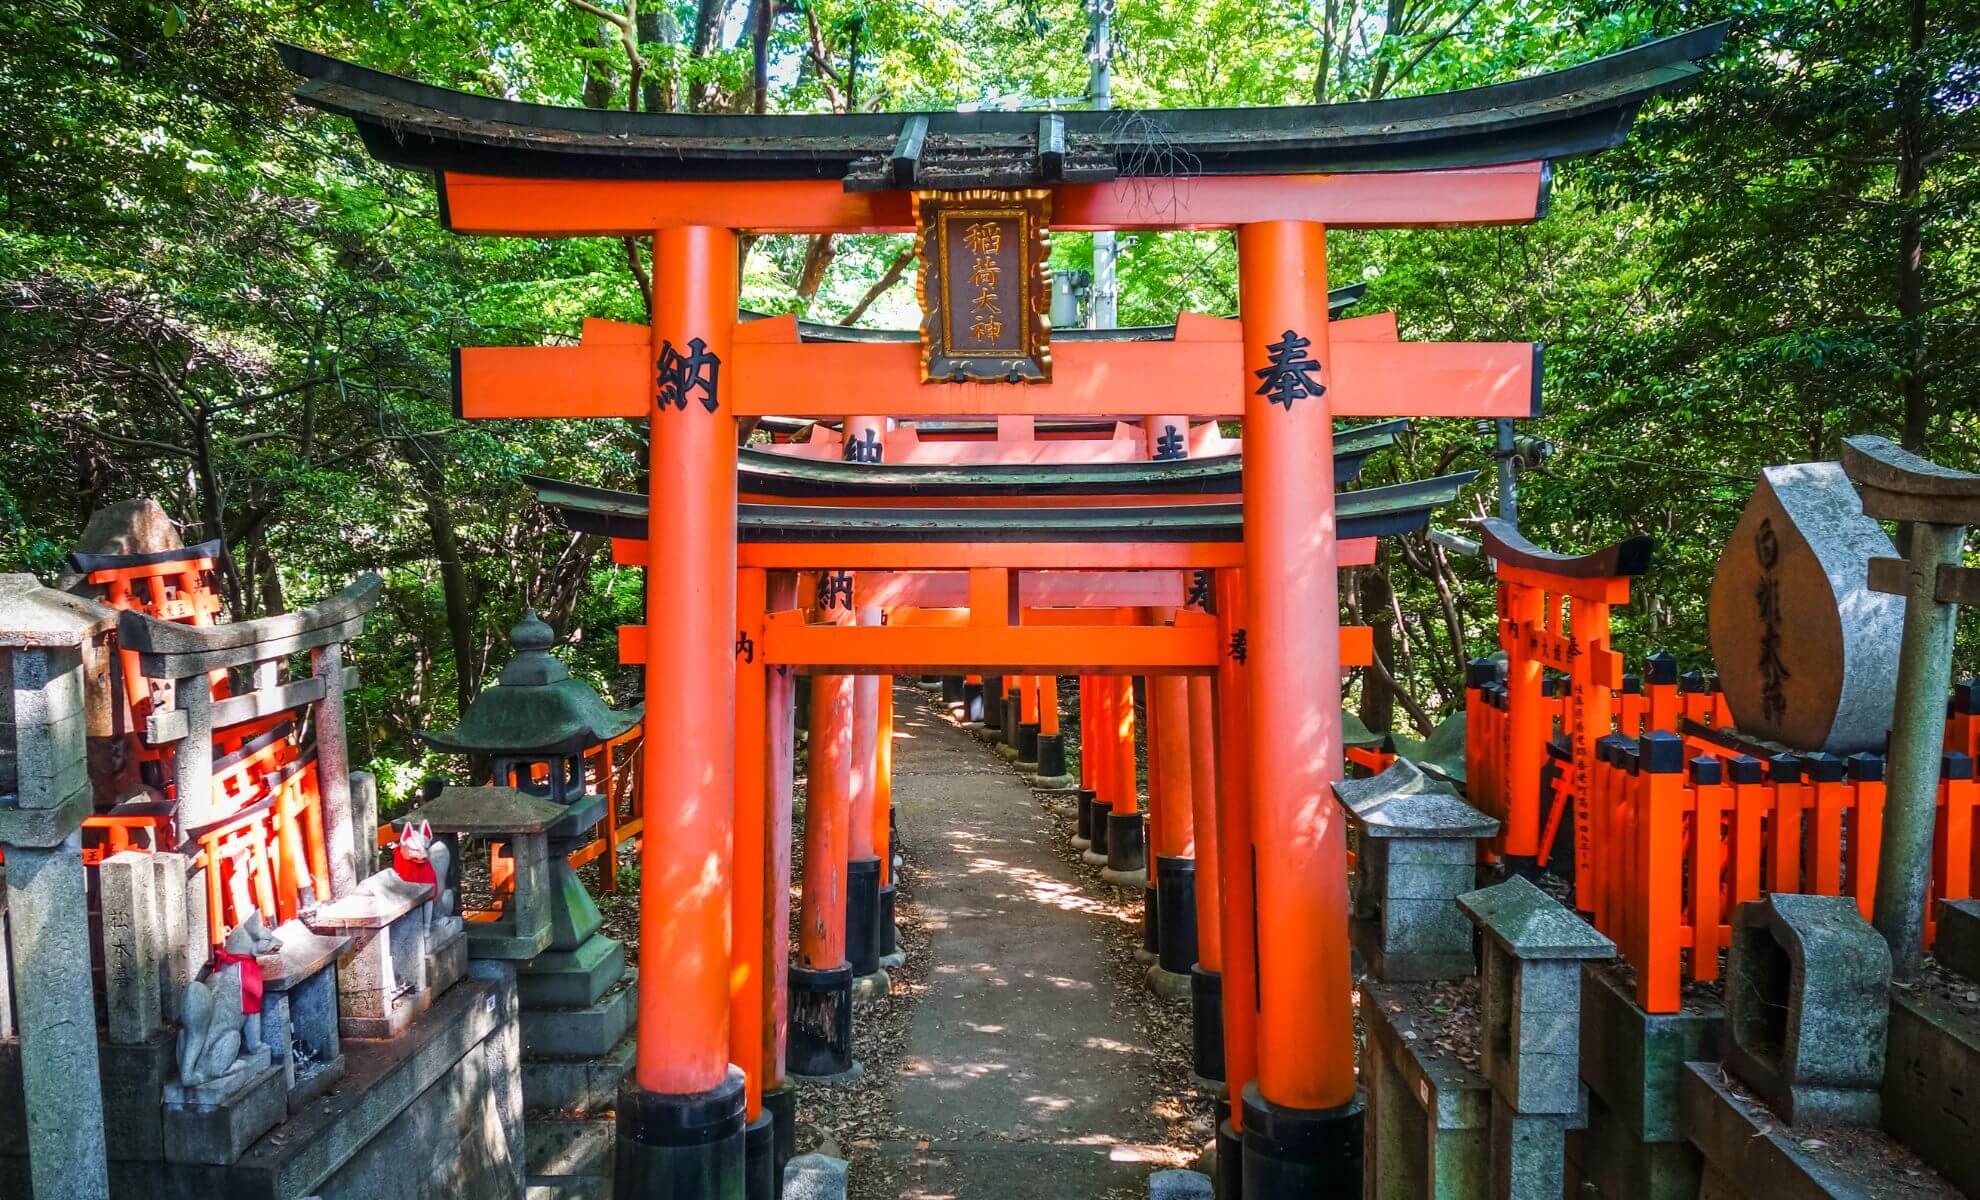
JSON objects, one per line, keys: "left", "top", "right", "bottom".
{"left": 914, "top": 190, "right": 1052, "bottom": 384}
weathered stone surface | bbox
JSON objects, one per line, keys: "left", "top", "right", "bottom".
{"left": 1335, "top": 758, "right": 1500, "bottom": 839}
{"left": 154, "top": 853, "right": 193, "bottom": 1022}
{"left": 525, "top": 1114, "right": 612, "bottom": 1200}
{"left": 1568, "top": 1089, "right": 1701, "bottom": 1200}
{"left": 1881, "top": 989, "right": 1980, "bottom": 1198}
{"left": 785, "top": 1153, "right": 849, "bottom": 1200}
{"left": 517, "top": 934, "right": 625, "bottom": 1010}
{"left": 521, "top": 1034, "right": 633, "bottom": 1114}
{"left": 1343, "top": 761, "right": 1496, "bottom": 984}
{"left": 3, "top": 845, "right": 109, "bottom": 1198}
{"left": 0, "top": 1030, "right": 173, "bottom": 1163}
{"left": 99, "top": 849, "right": 163, "bottom": 1043}
{"left": 1361, "top": 980, "right": 1490, "bottom": 1199}
{"left": 1725, "top": 894, "right": 1890, "bottom": 1126}
{"left": 1579, "top": 962, "right": 1722, "bottom": 1143}
{"left": 67, "top": 497, "right": 183, "bottom": 562}
{"left": 427, "top": 918, "right": 468, "bottom": 998}
{"left": 349, "top": 771, "right": 379, "bottom": 880}
{"left": 0, "top": 781, "right": 89, "bottom": 846}
{"left": 1708, "top": 462, "right": 1902, "bottom": 753}
{"left": 1934, "top": 897, "right": 1980, "bottom": 984}
{"left": 1149, "top": 1167, "right": 1214, "bottom": 1199}
{"left": 519, "top": 978, "right": 634, "bottom": 1059}
{"left": 162, "top": 1060, "right": 286, "bottom": 1165}
{"left": 0, "top": 575, "right": 116, "bottom": 649}
{"left": 1488, "top": 1095, "right": 1568, "bottom": 1200}
{"left": 1458, "top": 875, "right": 1617, "bottom": 961}
{"left": 1678, "top": 1062, "right": 1871, "bottom": 1199}
{"left": 228, "top": 972, "right": 523, "bottom": 1200}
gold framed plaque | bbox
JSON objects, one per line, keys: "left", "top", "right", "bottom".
{"left": 913, "top": 189, "right": 1052, "bottom": 384}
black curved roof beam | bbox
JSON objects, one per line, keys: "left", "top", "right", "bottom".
{"left": 527, "top": 419, "right": 1401, "bottom": 503}
{"left": 278, "top": 26, "right": 1724, "bottom": 185}
{"left": 730, "top": 420, "right": 1404, "bottom": 497}
{"left": 534, "top": 472, "right": 1477, "bottom": 545}
{"left": 1479, "top": 517, "right": 1653, "bottom": 578}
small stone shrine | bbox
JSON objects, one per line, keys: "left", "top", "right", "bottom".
{"left": 1457, "top": 875, "right": 1615, "bottom": 1200}
{"left": 1335, "top": 758, "right": 1498, "bottom": 981}
{"left": 1723, "top": 893, "right": 1892, "bottom": 1127}
{"left": 417, "top": 610, "right": 639, "bottom": 1196}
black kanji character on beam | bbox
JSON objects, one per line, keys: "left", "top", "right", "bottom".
{"left": 656, "top": 337, "right": 722, "bottom": 413}
{"left": 736, "top": 631, "right": 755, "bottom": 664}
{"left": 1254, "top": 329, "right": 1325, "bottom": 412}
{"left": 818, "top": 571, "right": 854, "bottom": 611}
{"left": 844, "top": 429, "right": 883, "bottom": 464}
{"left": 1228, "top": 628, "right": 1248, "bottom": 663}
{"left": 1186, "top": 569, "right": 1212, "bottom": 611}
{"left": 1153, "top": 423, "right": 1187, "bottom": 462}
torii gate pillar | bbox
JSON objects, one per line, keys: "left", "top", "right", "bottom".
{"left": 1237, "top": 220, "right": 1362, "bottom": 1194}
{"left": 619, "top": 226, "right": 747, "bottom": 1195}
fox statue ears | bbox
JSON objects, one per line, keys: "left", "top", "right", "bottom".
{"left": 398, "top": 820, "right": 434, "bottom": 846}
{"left": 420, "top": 819, "right": 434, "bottom": 841}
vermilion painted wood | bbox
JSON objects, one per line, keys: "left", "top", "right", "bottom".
{"left": 763, "top": 570, "right": 799, "bottom": 1088}
{"left": 1239, "top": 220, "right": 1357, "bottom": 1111}
{"left": 636, "top": 226, "right": 738, "bottom": 1096}
{"left": 439, "top": 162, "right": 1548, "bottom": 236}
{"left": 761, "top": 618, "right": 1221, "bottom": 674}
{"left": 1212, "top": 568, "right": 1258, "bottom": 1128}
{"left": 457, "top": 330, "right": 1534, "bottom": 420}
{"left": 613, "top": 546, "right": 1362, "bottom": 582}
{"left": 730, "top": 568, "right": 769, "bottom": 1117}
{"left": 618, "top": 618, "right": 1369, "bottom": 667}
{"left": 1188, "top": 674, "right": 1222, "bottom": 972}
{"left": 733, "top": 543, "right": 1245, "bottom": 570}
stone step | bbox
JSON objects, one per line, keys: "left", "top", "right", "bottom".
{"left": 526, "top": 1114, "right": 614, "bottom": 1179}
{"left": 520, "top": 977, "right": 635, "bottom": 1059}
{"left": 521, "top": 1035, "right": 634, "bottom": 1114}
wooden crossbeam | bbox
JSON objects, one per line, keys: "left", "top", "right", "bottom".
{"left": 438, "top": 162, "right": 1549, "bottom": 237}
{"left": 618, "top": 618, "right": 1372, "bottom": 671}
{"left": 611, "top": 538, "right": 1240, "bottom": 570}
{"left": 457, "top": 332, "right": 1538, "bottom": 421}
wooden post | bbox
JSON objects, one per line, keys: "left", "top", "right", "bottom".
{"left": 1236, "top": 219, "right": 1361, "bottom": 1190}
{"left": 621, "top": 224, "right": 745, "bottom": 1194}
{"left": 761, "top": 571, "right": 800, "bottom": 1173}
{"left": 791, "top": 582, "right": 857, "bottom": 1078}
{"left": 1213, "top": 567, "right": 1257, "bottom": 1158}
{"left": 730, "top": 566, "right": 771, "bottom": 1187}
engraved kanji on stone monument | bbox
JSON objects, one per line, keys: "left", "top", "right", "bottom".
{"left": 1708, "top": 461, "right": 1902, "bottom": 752}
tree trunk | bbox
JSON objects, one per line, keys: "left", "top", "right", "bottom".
{"left": 686, "top": 0, "right": 726, "bottom": 110}
{"left": 1357, "top": 557, "right": 1397, "bottom": 733}
{"left": 584, "top": 19, "right": 618, "bottom": 109}
{"left": 405, "top": 441, "right": 478, "bottom": 717}
{"left": 638, "top": 7, "right": 677, "bottom": 113}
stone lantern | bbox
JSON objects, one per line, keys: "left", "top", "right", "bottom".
{"left": 419, "top": 611, "right": 643, "bottom": 1122}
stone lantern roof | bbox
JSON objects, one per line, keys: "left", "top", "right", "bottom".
{"left": 420, "top": 611, "right": 640, "bottom": 757}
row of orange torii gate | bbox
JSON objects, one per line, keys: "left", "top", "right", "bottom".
{"left": 283, "top": 24, "right": 1725, "bottom": 1197}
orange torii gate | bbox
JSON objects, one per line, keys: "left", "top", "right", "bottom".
{"left": 286, "top": 23, "right": 1723, "bottom": 1198}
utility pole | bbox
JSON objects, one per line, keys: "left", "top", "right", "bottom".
{"left": 1087, "top": 0, "right": 1117, "bottom": 329}
{"left": 1494, "top": 418, "right": 1519, "bottom": 522}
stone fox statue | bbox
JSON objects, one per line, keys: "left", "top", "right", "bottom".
{"left": 176, "top": 913, "right": 282, "bottom": 1089}
{"left": 363, "top": 819, "right": 455, "bottom": 932}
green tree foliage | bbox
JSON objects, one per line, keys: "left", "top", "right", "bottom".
{"left": 1, "top": 0, "right": 1974, "bottom": 797}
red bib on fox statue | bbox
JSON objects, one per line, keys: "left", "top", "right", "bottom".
{"left": 211, "top": 946, "right": 265, "bottom": 1014}
{"left": 393, "top": 839, "right": 438, "bottom": 887}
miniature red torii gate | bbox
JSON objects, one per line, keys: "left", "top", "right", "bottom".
{"left": 285, "top": 22, "right": 1725, "bottom": 1197}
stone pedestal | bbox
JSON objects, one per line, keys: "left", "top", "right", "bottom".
{"left": 1360, "top": 978, "right": 1490, "bottom": 1199}
{"left": 1725, "top": 893, "right": 1891, "bottom": 1126}
{"left": 1569, "top": 962, "right": 1718, "bottom": 1200}
{"left": 306, "top": 881, "right": 433, "bottom": 1040}
{"left": 256, "top": 919, "right": 350, "bottom": 1106}
{"left": 1335, "top": 759, "right": 1497, "bottom": 982}
{"left": 162, "top": 1048, "right": 286, "bottom": 1166}
{"left": 1457, "top": 875, "right": 1613, "bottom": 1200}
